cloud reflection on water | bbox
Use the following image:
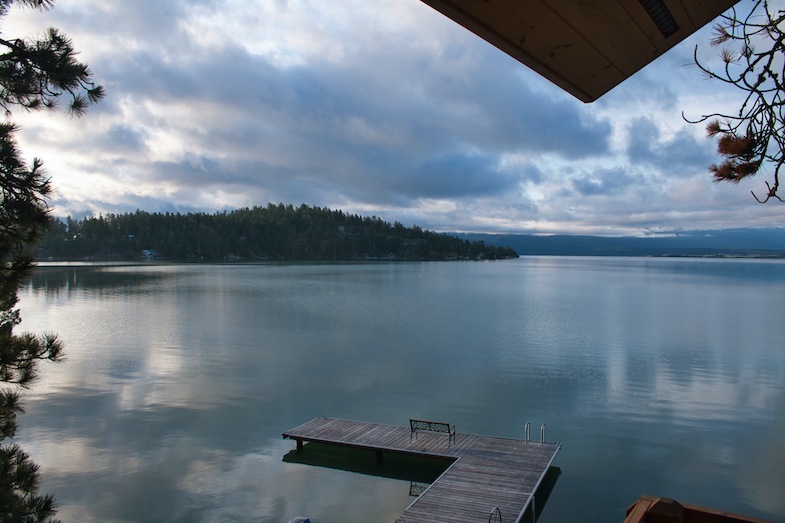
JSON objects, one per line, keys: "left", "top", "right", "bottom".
{"left": 15, "top": 260, "right": 785, "bottom": 522}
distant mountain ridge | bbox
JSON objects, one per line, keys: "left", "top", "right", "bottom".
{"left": 452, "top": 228, "right": 785, "bottom": 258}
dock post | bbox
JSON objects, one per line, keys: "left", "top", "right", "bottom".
{"left": 296, "top": 439, "right": 303, "bottom": 451}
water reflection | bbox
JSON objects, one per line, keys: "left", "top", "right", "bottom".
{"left": 282, "top": 443, "right": 449, "bottom": 484}
{"left": 27, "top": 264, "right": 168, "bottom": 297}
{"left": 14, "top": 259, "right": 785, "bottom": 522}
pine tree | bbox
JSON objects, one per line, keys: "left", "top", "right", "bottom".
{"left": 1, "top": 1, "right": 103, "bottom": 520}
{"left": 688, "top": 1, "right": 785, "bottom": 203}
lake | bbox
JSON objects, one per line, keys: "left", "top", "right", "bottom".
{"left": 15, "top": 257, "right": 785, "bottom": 523}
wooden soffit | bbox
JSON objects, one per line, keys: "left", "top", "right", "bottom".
{"left": 420, "top": 0, "right": 739, "bottom": 102}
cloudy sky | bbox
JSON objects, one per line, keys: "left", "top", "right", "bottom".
{"left": 6, "top": 0, "right": 785, "bottom": 235}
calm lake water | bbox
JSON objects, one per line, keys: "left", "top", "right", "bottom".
{"left": 16, "top": 257, "right": 785, "bottom": 523}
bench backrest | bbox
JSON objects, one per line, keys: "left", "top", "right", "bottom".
{"left": 410, "top": 419, "right": 452, "bottom": 433}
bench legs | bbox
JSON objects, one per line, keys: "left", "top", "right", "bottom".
{"left": 410, "top": 429, "right": 456, "bottom": 447}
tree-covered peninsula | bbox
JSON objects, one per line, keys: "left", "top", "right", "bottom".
{"left": 37, "top": 204, "right": 518, "bottom": 262}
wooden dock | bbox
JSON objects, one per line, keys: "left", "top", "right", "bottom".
{"left": 282, "top": 417, "right": 561, "bottom": 523}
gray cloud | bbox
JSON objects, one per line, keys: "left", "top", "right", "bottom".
{"left": 518, "top": 164, "right": 544, "bottom": 185}
{"left": 7, "top": 1, "right": 785, "bottom": 233}
{"left": 104, "top": 125, "right": 148, "bottom": 152}
{"left": 408, "top": 153, "right": 517, "bottom": 198}
{"left": 571, "top": 168, "right": 637, "bottom": 197}
{"left": 626, "top": 117, "right": 714, "bottom": 173}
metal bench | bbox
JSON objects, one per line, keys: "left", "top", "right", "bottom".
{"left": 409, "top": 419, "right": 456, "bottom": 447}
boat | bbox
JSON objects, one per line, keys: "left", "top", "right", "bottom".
{"left": 624, "top": 496, "right": 775, "bottom": 523}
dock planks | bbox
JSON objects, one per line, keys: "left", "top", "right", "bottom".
{"left": 282, "top": 417, "right": 561, "bottom": 523}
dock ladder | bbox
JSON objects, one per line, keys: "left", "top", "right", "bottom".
{"left": 489, "top": 506, "right": 502, "bottom": 523}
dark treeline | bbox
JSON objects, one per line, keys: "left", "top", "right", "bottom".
{"left": 36, "top": 203, "right": 518, "bottom": 262}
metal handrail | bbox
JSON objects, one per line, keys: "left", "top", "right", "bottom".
{"left": 525, "top": 422, "right": 547, "bottom": 444}
{"left": 488, "top": 506, "right": 502, "bottom": 523}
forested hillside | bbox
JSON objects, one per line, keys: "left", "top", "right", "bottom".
{"left": 36, "top": 204, "right": 518, "bottom": 262}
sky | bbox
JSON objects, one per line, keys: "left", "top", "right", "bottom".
{"left": 5, "top": 0, "right": 785, "bottom": 236}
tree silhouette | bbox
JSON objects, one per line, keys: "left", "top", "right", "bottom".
{"left": 687, "top": 1, "right": 785, "bottom": 203}
{"left": 36, "top": 206, "right": 519, "bottom": 262}
{"left": 1, "top": 1, "right": 102, "bottom": 520}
